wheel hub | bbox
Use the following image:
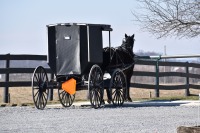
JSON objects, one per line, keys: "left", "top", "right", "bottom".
{"left": 39, "top": 82, "right": 47, "bottom": 92}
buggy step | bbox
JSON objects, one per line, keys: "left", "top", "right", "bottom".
{"left": 84, "top": 81, "right": 89, "bottom": 85}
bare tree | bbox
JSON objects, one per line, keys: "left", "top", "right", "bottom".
{"left": 132, "top": 0, "right": 200, "bottom": 38}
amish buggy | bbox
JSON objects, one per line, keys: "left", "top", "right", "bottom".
{"left": 31, "top": 23, "right": 135, "bottom": 109}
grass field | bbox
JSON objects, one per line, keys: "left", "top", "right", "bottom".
{"left": 0, "top": 87, "right": 200, "bottom": 105}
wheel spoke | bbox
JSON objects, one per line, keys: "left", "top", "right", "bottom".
{"left": 39, "top": 93, "right": 43, "bottom": 108}
{"left": 59, "top": 91, "right": 64, "bottom": 98}
{"left": 36, "top": 96, "right": 39, "bottom": 108}
{"left": 69, "top": 95, "right": 73, "bottom": 105}
{"left": 38, "top": 94, "right": 42, "bottom": 108}
{"left": 118, "top": 92, "right": 121, "bottom": 105}
{"left": 95, "top": 90, "right": 99, "bottom": 106}
{"left": 43, "top": 92, "right": 47, "bottom": 102}
{"left": 36, "top": 93, "right": 40, "bottom": 108}
{"left": 94, "top": 91, "right": 97, "bottom": 107}
{"left": 59, "top": 90, "right": 64, "bottom": 96}
{"left": 92, "top": 91, "right": 96, "bottom": 105}
{"left": 41, "top": 93, "right": 45, "bottom": 108}
{"left": 90, "top": 90, "right": 95, "bottom": 105}
{"left": 117, "top": 93, "right": 120, "bottom": 105}
{"left": 61, "top": 96, "right": 64, "bottom": 105}
{"left": 61, "top": 92, "right": 65, "bottom": 102}
{"left": 40, "top": 93, "right": 44, "bottom": 108}
{"left": 41, "top": 71, "right": 46, "bottom": 81}
{"left": 34, "top": 90, "right": 39, "bottom": 98}
{"left": 97, "top": 91, "right": 101, "bottom": 105}
{"left": 112, "top": 89, "right": 116, "bottom": 95}
{"left": 65, "top": 94, "right": 69, "bottom": 106}
{"left": 67, "top": 95, "right": 71, "bottom": 106}
{"left": 38, "top": 72, "right": 41, "bottom": 84}
{"left": 97, "top": 91, "right": 100, "bottom": 107}
{"left": 62, "top": 93, "right": 66, "bottom": 105}
{"left": 44, "top": 91, "right": 48, "bottom": 96}
{"left": 115, "top": 92, "right": 118, "bottom": 105}
{"left": 119, "top": 92, "right": 124, "bottom": 103}
{"left": 34, "top": 75, "right": 40, "bottom": 87}
{"left": 37, "top": 92, "right": 41, "bottom": 106}
{"left": 112, "top": 81, "right": 117, "bottom": 87}
{"left": 119, "top": 89, "right": 123, "bottom": 94}
{"left": 94, "top": 67, "right": 97, "bottom": 80}
{"left": 35, "top": 72, "right": 40, "bottom": 82}
{"left": 113, "top": 91, "right": 117, "bottom": 102}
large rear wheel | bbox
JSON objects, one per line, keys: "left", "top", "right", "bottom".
{"left": 32, "top": 66, "right": 49, "bottom": 110}
{"left": 88, "top": 65, "right": 104, "bottom": 109}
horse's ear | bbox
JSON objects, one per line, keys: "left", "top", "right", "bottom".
{"left": 131, "top": 34, "right": 135, "bottom": 38}
{"left": 125, "top": 33, "right": 128, "bottom": 38}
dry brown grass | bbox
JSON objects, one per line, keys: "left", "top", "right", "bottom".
{"left": 0, "top": 87, "right": 200, "bottom": 105}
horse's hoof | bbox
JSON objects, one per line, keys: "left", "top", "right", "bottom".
{"left": 100, "top": 100, "right": 105, "bottom": 108}
{"left": 107, "top": 99, "right": 111, "bottom": 104}
{"left": 127, "top": 97, "right": 132, "bottom": 102}
{"left": 101, "top": 99, "right": 105, "bottom": 105}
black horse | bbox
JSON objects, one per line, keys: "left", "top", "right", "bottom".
{"left": 102, "top": 34, "right": 135, "bottom": 103}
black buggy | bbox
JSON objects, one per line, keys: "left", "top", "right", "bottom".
{"left": 32, "top": 23, "right": 133, "bottom": 109}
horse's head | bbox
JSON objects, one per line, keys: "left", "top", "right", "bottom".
{"left": 122, "top": 34, "right": 135, "bottom": 51}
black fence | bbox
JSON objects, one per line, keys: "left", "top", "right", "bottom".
{"left": 131, "top": 59, "right": 200, "bottom": 97}
{"left": 0, "top": 54, "right": 200, "bottom": 103}
{"left": 0, "top": 54, "right": 53, "bottom": 103}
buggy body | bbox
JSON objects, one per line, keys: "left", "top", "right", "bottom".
{"left": 47, "top": 23, "right": 112, "bottom": 75}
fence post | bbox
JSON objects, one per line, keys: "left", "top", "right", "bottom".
{"left": 48, "top": 73, "right": 54, "bottom": 101}
{"left": 155, "top": 59, "right": 160, "bottom": 97}
{"left": 185, "top": 62, "right": 190, "bottom": 96}
{"left": 3, "top": 53, "right": 10, "bottom": 103}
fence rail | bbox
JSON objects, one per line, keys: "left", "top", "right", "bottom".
{"left": 0, "top": 54, "right": 200, "bottom": 103}
{"left": 131, "top": 59, "right": 200, "bottom": 97}
{"left": 0, "top": 54, "right": 53, "bottom": 103}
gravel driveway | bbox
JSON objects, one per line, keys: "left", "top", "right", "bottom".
{"left": 0, "top": 101, "right": 199, "bottom": 133}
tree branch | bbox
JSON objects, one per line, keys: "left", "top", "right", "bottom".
{"left": 132, "top": 0, "right": 200, "bottom": 38}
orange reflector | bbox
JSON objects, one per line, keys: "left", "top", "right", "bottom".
{"left": 62, "top": 78, "right": 76, "bottom": 95}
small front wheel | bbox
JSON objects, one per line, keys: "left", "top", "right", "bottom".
{"left": 58, "top": 88, "right": 75, "bottom": 107}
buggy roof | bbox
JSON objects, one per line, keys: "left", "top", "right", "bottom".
{"left": 47, "top": 23, "right": 113, "bottom": 31}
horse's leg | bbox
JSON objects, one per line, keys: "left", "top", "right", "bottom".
{"left": 125, "top": 67, "right": 133, "bottom": 102}
{"left": 126, "top": 78, "right": 132, "bottom": 102}
{"left": 106, "top": 87, "right": 112, "bottom": 104}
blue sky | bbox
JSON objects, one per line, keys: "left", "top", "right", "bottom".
{"left": 0, "top": 0, "right": 199, "bottom": 56}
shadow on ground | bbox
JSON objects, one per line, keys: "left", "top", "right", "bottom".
{"left": 76, "top": 100, "right": 191, "bottom": 109}
{"left": 42, "top": 100, "right": 197, "bottom": 110}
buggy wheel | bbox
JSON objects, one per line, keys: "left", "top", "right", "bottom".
{"left": 109, "top": 69, "right": 127, "bottom": 106}
{"left": 58, "top": 88, "right": 75, "bottom": 107}
{"left": 88, "top": 65, "right": 104, "bottom": 109}
{"left": 32, "top": 66, "right": 49, "bottom": 110}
